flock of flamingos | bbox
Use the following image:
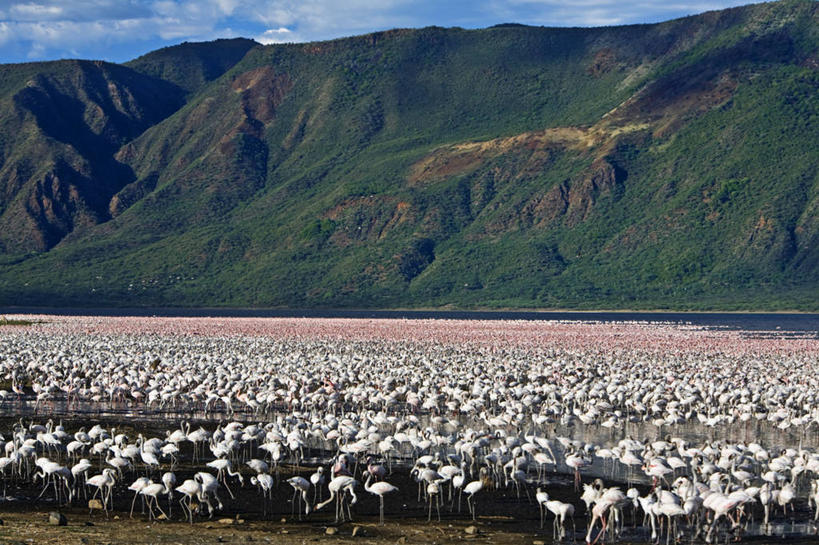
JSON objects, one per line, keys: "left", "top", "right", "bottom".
{"left": 0, "top": 314, "right": 818, "bottom": 543}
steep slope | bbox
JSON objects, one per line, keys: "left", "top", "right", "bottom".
{"left": 0, "top": 39, "right": 259, "bottom": 257}
{"left": 0, "top": 60, "right": 186, "bottom": 254}
{"left": 125, "top": 38, "right": 258, "bottom": 94}
{"left": 0, "top": 1, "right": 816, "bottom": 309}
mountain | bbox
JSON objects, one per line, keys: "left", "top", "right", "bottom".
{"left": 0, "top": 1, "right": 816, "bottom": 310}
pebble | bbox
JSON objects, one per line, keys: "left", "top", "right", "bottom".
{"left": 352, "top": 526, "right": 363, "bottom": 537}
{"left": 48, "top": 512, "right": 67, "bottom": 526}
{"left": 325, "top": 527, "right": 338, "bottom": 535}
{"left": 218, "top": 518, "right": 235, "bottom": 525}
{"left": 533, "top": 541, "right": 546, "bottom": 545}
{"left": 88, "top": 499, "right": 103, "bottom": 510}
{"left": 464, "top": 526, "right": 479, "bottom": 535}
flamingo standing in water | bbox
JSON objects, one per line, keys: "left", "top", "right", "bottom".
{"left": 286, "top": 476, "right": 311, "bottom": 520}
{"left": 364, "top": 473, "right": 398, "bottom": 525}
{"left": 176, "top": 478, "right": 201, "bottom": 524}
{"left": 86, "top": 468, "right": 116, "bottom": 516}
{"left": 536, "top": 487, "right": 550, "bottom": 528}
{"left": 310, "top": 466, "right": 326, "bottom": 503}
{"left": 315, "top": 475, "right": 358, "bottom": 523}
{"left": 128, "top": 476, "right": 150, "bottom": 518}
{"left": 566, "top": 450, "right": 591, "bottom": 490}
{"left": 463, "top": 467, "right": 488, "bottom": 521}
{"left": 546, "top": 498, "right": 576, "bottom": 542}
{"left": 140, "top": 480, "right": 169, "bottom": 521}
{"left": 162, "top": 471, "right": 177, "bottom": 518}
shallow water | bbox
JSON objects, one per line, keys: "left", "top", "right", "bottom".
{"left": 3, "top": 307, "right": 819, "bottom": 334}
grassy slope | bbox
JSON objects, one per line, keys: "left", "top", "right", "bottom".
{"left": 0, "top": 1, "right": 816, "bottom": 310}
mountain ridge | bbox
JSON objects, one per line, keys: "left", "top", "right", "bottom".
{"left": 0, "top": 0, "right": 816, "bottom": 310}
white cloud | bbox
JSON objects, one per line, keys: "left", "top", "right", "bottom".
{"left": 9, "top": 3, "right": 63, "bottom": 20}
{"left": 257, "top": 26, "right": 295, "bottom": 44}
{"left": 215, "top": 0, "right": 240, "bottom": 15}
{"left": 0, "top": 21, "right": 10, "bottom": 45}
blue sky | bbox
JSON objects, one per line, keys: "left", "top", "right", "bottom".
{"left": 0, "top": 0, "right": 761, "bottom": 64}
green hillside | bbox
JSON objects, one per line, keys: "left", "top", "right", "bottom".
{"left": 0, "top": 1, "right": 816, "bottom": 310}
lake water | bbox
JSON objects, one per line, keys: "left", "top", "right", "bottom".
{"left": 2, "top": 307, "right": 818, "bottom": 335}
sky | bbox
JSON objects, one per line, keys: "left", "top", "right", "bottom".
{"left": 0, "top": 0, "right": 762, "bottom": 64}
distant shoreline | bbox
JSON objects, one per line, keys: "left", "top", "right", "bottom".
{"left": 1, "top": 306, "right": 817, "bottom": 333}
{"left": 1, "top": 305, "right": 817, "bottom": 315}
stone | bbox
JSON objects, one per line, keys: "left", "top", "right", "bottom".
{"left": 156, "top": 513, "right": 168, "bottom": 521}
{"left": 325, "top": 527, "right": 338, "bottom": 535}
{"left": 464, "top": 526, "right": 479, "bottom": 535}
{"left": 396, "top": 538, "right": 407, "bottom": 545}
{"left": 88, "top": 499, "right": 103, "bottom": 510}
{"left": 533, "top": 541, "right": 546, "bottom": 545}
{"left": 48, "top": 512, "right": 67, "bottom": 526}
{"left": 217, "top": 518, "right": 235, "bottom": 525}
{"left": 352, "top": 526, "right": 363, "bottom": 537}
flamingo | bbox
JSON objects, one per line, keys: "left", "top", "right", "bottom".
{"left": 140, "top": 481, "right": 169, "bottom": 521}
{"left": 251, "top": 473, "right": 275, "bottom": 516}
{"left": 536, "top": 487, "right": 550, "bottom": 528}
{"left": 206, "top": 458, "right": 243, "bottom": 499}
{"left": 546, "top": 499, "right": 576, "bottom": 542}
{"left": 128, "top": 476, "right": 151, "bottom": 517}
{"left": 310, "top": 466, "right": 326, "bottom": 503}
{"left": 286, "top": 476, "right": 311, "bottom": 520}
{"left": 364, "top": 473, "right": 398, "bottom": 525}
{"left": 176, "top": 478, "right": 201, "bottom": 524}
{"left": 162, "top": 471, "right": 177, "bottom": 518}
{"left": 315, "top": 475, "right": 358, "bottom": 523}
{"left": 463, "top": 467, "right": 488, "bottom": 521}
{"left": 566, "top": 451, "right": 591, "bottom": 490}
{"left": 427, "top": 480, "right": 441, "bottom": 522}
{"left": 86, "top": 468, "right": 116, "bottom": 516}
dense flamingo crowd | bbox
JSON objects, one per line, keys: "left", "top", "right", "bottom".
{"left": 0, "top": 315, "right": 817, "bottom": 543}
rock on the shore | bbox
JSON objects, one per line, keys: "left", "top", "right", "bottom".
{"left": 48, "top": 511, "right": 67, "bottom": 526}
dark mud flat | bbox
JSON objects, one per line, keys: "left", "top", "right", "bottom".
{"left": 0, "top": 417, "right": 553, "bottom": 544}
{"left": 0, "top": 468, "right": 560, "bottom": 545}
{"left": 3, "top": 416, "right": 819, "bottom": 545}
{"left": 4, "top": 470, "right": 819, "bottom": 545}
